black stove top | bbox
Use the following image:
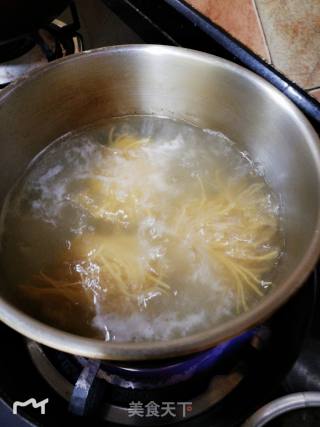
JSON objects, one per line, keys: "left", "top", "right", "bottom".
{"left": 0, "top": 1, "right": 320, "bottom": 426}
{"left": 0, "top": 1, "right": 83, "bottom": 88}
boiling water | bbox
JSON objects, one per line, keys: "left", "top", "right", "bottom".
{"left": 0, "top": 116, "right": 283, "bottom": 341}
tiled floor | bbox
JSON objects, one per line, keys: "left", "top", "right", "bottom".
{"left": 189, "top": 0, "right": 270, "bottom": 61}
{"left": 310, "top": 88, "right": 320, "bottom": 103}
{"left": 187, "top": 0, "right": 320, "bottom": 103}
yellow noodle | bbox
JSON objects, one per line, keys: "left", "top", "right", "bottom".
{"left": 173, "top": 176, "right": 279, "bottom": 309}
{"left": 21, "top": 232, "right": 170, "bottom": 315}
{"left": 19, "top": 133, "right": 280, "bottom": 321}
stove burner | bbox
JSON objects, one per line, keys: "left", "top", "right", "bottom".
{"left": 26, "top": 328, "right": 268, "bottom": 425}
{"left": 26, "top": 339, "right": 244, "bottom": 424}
{"left": 0, "top": 1, "right": 83, "bottom": 87}
{"left": 85, "top": 329, "right": 257, "bottom": 390}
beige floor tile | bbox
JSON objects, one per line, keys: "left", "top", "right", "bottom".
{"left": 309, "top": 88, "right": 320, "bottom": 103}
{"left": 188, "top": 0, "right": 271, "bottom": 61}
{"left": 255, "top": 0, "right": 320, "bottom": 89}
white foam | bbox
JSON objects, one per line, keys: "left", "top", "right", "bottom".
{"left": 93, "top": 310, "right": 208, "bottom": 342}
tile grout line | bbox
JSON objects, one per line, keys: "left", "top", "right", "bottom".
{"left": 252, "top": 0, "right": 273, "bottom": 65}
{"left": 308, "top": 86, "right": 320, "bottom": 92}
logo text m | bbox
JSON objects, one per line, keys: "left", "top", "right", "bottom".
{"left": 13, "top": 398, "right": 49, "bottom": 415}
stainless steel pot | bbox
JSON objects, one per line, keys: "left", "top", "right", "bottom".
{"left": 242, "top": 392, "right": 320, "bottom": 427}
{"left": 0, "top": 45, "right": 319, "bottom": 361}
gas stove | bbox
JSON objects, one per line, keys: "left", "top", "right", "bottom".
{"left": 0, "top": 1, "right": 320, "bottom": 426}
{"left": 0, "top": 2, "right": 83, "bottom": 88}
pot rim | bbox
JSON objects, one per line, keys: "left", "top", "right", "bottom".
{"left": 0, "top": 44, "right": 320, "bottom": 361}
